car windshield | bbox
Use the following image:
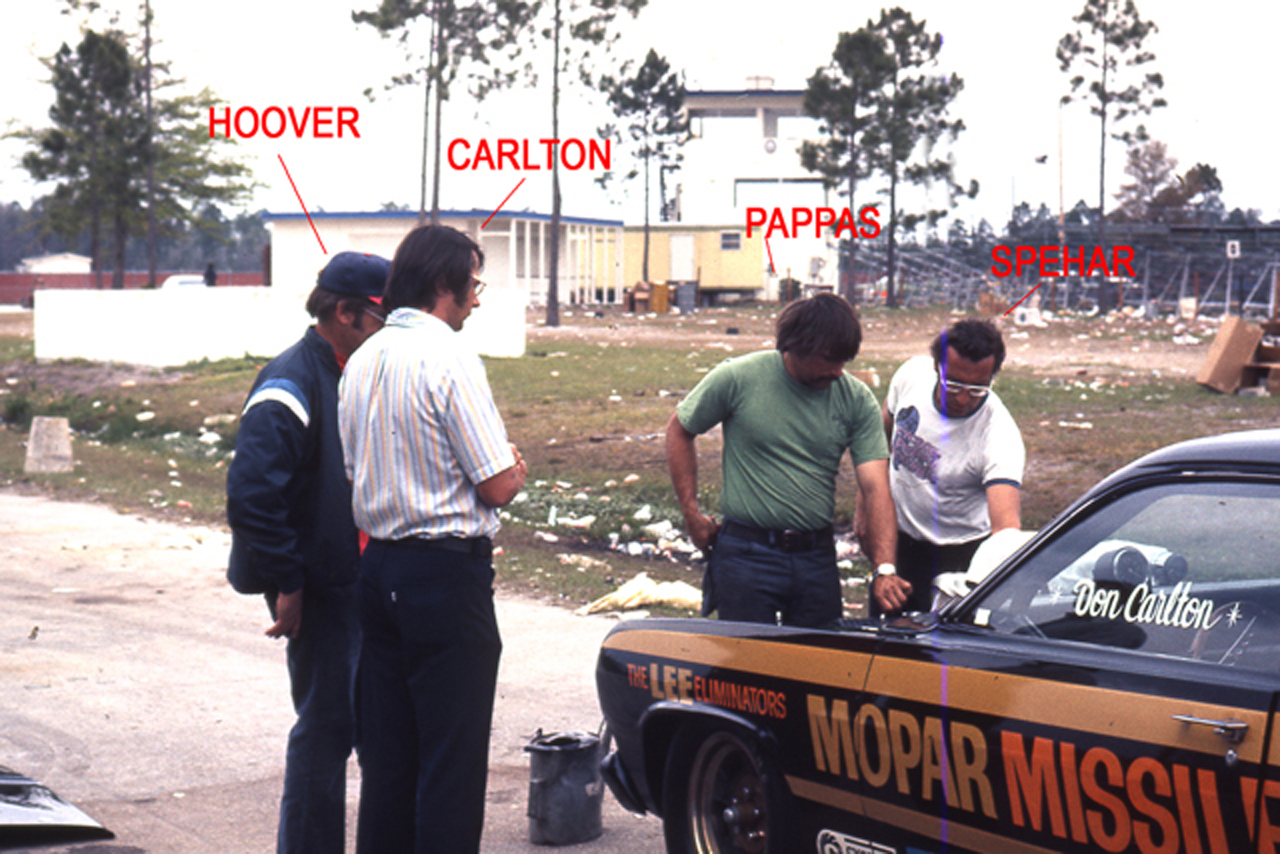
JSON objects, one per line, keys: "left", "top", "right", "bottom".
{"left": 956, "top": 479, "right": 1280, "bottom": 669}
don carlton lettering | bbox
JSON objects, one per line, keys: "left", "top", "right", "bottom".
{"left": 1072, "top": 580, "right": 1221, "bottom": 631}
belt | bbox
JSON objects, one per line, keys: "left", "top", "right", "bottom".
{"left": 379, "top": 535, "right": 493, "bottom": 559}
{"left": 720, "top": 520, "right": 834, "bottom": 554}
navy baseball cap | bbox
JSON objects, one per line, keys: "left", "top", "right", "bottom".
{"left": 317, "top": 252, "right": 390, "bottom": 302}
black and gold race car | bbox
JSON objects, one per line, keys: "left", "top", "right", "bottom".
{"left": 596, "top": 428, "right": 1280, "bottom": 854}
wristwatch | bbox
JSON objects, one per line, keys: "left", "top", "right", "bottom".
{"left": 875, "top": 563, "right": 897, "bottom": 577}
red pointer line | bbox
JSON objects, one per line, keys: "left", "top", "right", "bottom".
{"left": 483, "top": 178, "right": 526, "bottom": 230}
{"left": 278, "top": 154, "right": 327, "bottom": 255}
{"left": 765, "top": 236, "right": 776, "bottom": 275}
{"left": 1004, "top": 282, "right": 1044, "bottom": 316}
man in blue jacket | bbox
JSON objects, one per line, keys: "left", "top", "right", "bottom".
{"left": 226, "top": 251, "right": 389, "bottom": 854}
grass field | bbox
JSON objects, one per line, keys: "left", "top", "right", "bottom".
{"left": 1, "top": 304, "right": 1275, "bottom": 616}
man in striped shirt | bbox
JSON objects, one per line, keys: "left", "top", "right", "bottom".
{"left": 338, "top": 224, "right": 527, "bottom": 854}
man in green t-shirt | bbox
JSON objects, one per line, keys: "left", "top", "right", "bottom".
{"left": 666, "top": 293, "right": 898, "bottom": 627}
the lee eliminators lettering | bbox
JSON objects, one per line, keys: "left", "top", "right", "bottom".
{"left": 1071, "top": 580, "right": 1220, "bottom": 631}
{"left": 645, "top": 663, "right": 786, "bottom": 719}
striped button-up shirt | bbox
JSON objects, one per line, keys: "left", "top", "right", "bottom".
{"left": 338, "top": 307, "right": 515, "bottom": 541}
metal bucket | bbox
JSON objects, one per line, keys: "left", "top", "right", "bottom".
{"left": 524, "top": 729, "right": 604, "bottom": 845}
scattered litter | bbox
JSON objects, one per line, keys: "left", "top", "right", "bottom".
{"left": 558, "top": 553, "right": 610, "bottom": 572}
{"left": 1057, "top": 421, "right": 1094, "bottom": 430}
{"left": 633, "top": 504, "right": 653, "bottom": 521}
{"left": 576, "top": 572, "right": 702, "bottom": 615}
{"left": 563, "top": 515, "right": 596, "bottom": 529}
{"left": 642, "top": 520, "right": 678, "bottom": 540}
{"left": 135, "top": 411, "right": 156, "bottom": 422}
{"left": 534, "top": 531, "right": 560, "bottom": 543}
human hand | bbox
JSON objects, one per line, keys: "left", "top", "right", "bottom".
{"left": 509, "top": 443, "right": 528, "bottom": 488}
{"left": 266, "top": 589, "right": 303, "bottom": 639}
{"left": 872, "top": 573, "right": 913, "bottom": 615}
{"left": 685, "top": 513, "right": 721, "bottom": 553}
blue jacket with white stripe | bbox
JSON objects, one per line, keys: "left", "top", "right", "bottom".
{"left": 226, "top": 327, "right": 358, "bottom": 595}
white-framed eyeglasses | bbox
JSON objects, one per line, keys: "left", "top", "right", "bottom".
{"left": 937, "top": 365, "right": 992, "bottom": 398}
{"left": 939, "top": 376, "right": 992, "bottom": 398}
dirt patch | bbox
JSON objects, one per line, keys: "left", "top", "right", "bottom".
{"left": 527, "top": 304, "right": 1214, "bottom": 381}
{"left": 3, "top": 360, "right": 188, "bottom": 397}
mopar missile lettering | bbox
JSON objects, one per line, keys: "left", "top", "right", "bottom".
{"left": 804, "top": 692, "right": 1272, "bottom": 852}
{"left": 806, "top": 695, "right": 996, "bottom": 816}
{"left": 1002, "top": 731, "right": 1232, "bottom": 854}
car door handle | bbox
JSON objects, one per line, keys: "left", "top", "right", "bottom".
{"left": 1172, "top": 714, "right": 1248, "bottom": 744}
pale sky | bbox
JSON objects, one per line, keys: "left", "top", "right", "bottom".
{"left": 3, "top": 0, "right": 1277, "bottom": 236}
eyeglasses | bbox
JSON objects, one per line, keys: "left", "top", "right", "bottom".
{"left": 364, "top": 308, "right": 387, "bottom": 325}
{"left": 472, "top": 278, "right": 487, "bottom": 297}
{"left": 939, "top": 376, "right": 991, "bottom": 398}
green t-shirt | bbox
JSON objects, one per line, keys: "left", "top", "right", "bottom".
{"left": 676, "top": 350, "right": 888, "bottom": 531}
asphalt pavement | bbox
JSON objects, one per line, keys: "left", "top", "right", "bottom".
{"left": 0, "top": 492, "right": 665, "bottom": 853}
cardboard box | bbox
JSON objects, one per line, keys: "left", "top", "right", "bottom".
{"left": 1197, "top": 316, "right": 1263, "bottom": 394}
{"left": 1256, "top": 321, "right": 1280, "bottom": 364}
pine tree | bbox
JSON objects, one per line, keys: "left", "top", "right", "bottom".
{"left": 800, "top": 29, "right": 892, "bottom": 303}
{"left": 353, "top": 0, "right": 539, "bottom": 223}
{"left": 1057, "top": 0, "right": 1165, "bottom": 244}
{"left": 599, "top": 49, "right": 687, "bottom": 284}
{"left": 865, "top": 7, "right": 974, "bottom": 308}
{"left": 539, "top": 0, "right": 647, "bottom": 327}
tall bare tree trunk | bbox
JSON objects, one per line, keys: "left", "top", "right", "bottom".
{"left": 111, "top": 210, "right": 127, "bottom": 290}
{"left": 144, "top": 0, "right": 157, "bottom": 287}
{"left": 545, "top": 0, "right": 562, "bottom": 327}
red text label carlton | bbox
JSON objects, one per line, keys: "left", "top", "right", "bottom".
{"left": 747, "top": 206, "right": 882, "bottom": 240}
{"left": 208, "top": 107, "right": 360, "bottom": 139}
{"left": 447, "top": 138, "right": 611, "bottom": 172}
{"left": 991, "top": 245, "right": 1136, "bottom": 278}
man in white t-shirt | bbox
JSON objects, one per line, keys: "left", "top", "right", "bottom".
{"left": 865, "top": 318, "right": 1024, "bottom": 615}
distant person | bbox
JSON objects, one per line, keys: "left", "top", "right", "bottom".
{"left": 338, "top": 224, "right": 527, "bottom": 854}
{"left": 225, "top": 251, "right": 389, "bottom": 854}
{"left": 666, "top": 292, "right": 898, "bottom": 627}
{"left": 866, "top": 317, "right": 1025, "bottom": 615}
{"left": 204, "top": 262, "right": 217, "bottom": 287}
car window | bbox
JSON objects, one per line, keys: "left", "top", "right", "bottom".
{"left": 958, "top": 480, "right": 1280, "bottom": 669}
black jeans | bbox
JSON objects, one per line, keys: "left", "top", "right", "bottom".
{"left": 354, "top": 538, "right": 502, "bottom": 854}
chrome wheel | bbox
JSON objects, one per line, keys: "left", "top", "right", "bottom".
{"left": 685, "top": 731, "right": 770, "bottom": 854}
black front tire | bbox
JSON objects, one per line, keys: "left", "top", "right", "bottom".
{"left": 661, "top": 722, "right": 790, "bottom": 854}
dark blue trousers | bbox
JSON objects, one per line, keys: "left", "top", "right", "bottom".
{"left": 711, "top": 529, "right": 842, "bottom": 627}
{"left": 355, "top": 538, "right": 502, "bottom": 854}
{"left": 275, "top": 584, "right": 360, "bottom": 854}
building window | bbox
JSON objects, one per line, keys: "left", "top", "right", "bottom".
{"left": 720, "top": 232, "right": 742, "bottom": 251}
